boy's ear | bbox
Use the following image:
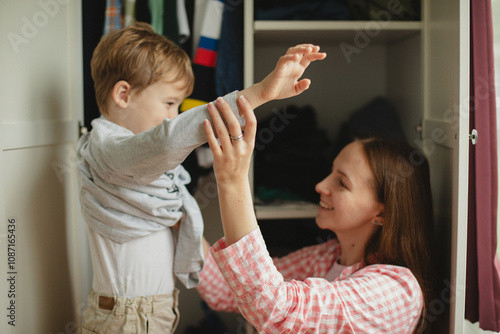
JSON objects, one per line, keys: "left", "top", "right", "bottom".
{"left": 112, "top": 80, "right": 131, "bottom": 108}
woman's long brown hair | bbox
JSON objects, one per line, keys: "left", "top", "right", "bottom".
{"left": 359, "top": 136, "right": 439, "bottom": 333}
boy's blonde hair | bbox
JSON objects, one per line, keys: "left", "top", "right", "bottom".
{"left": 91, "top": 22, "right": 194, "bottom": 114}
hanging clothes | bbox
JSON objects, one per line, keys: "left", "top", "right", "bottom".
{"left": 255, "top": 0, "right": 350, "bottom": 21}
{"left": 163, "top": 0, "right": 178, "bottom": 44}
{"left": 180, "top": 0, "right": 195, "bottom": 56}
{"left": 192, "top": 0, "right": 222, "bottom": 69}
{"left": 148, "top": 0, "right": 164, "bottom": 34}
{"left": 182, "top": 0, "right": 223, "bottom": 109}
{"left": 179, "top": 0, "right": 224, "bottom": 194}
{"left": 345, "top": 0, "right": 420, "bottom": 21}
{"left": 104, "top": 0, "right": 124, "bottom": 35}
{"left": 135, "top": 0, "right": 152, "bottom": 23}
{"left": 162, "top": 0, "right": 191, "bottom": 47}
{"left": 215, "top": 0, "right": 244, "bottom": 97}
{"left": 177, "top": 0, "right": 190, "bottom": 45}
{"left": 254, "top": 105, "right": 332, "bottom": 203}
{"left": 124, "top": 0, "right": 136, "bottom": 26}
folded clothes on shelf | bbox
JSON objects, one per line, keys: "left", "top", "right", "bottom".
{"left": 254, "top": 0, "right": 350, "bottom": 21}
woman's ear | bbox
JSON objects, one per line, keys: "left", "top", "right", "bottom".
{"left": 111, "top": 80, "right": 131, "bottom": 108}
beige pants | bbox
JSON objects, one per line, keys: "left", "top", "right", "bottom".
{"left": 82, "top": 289, "right": 180, "bottom": 334}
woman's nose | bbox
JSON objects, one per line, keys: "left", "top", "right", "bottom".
{"left": 315, "top": 177, "right": 329, "bottom": 195}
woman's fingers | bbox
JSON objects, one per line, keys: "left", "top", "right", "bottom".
{"left": 204, "top": 96, "right": 257, "bottom": 157}
{"left": 237, "top": 95, "right": 257, "bottom": 147}
{"left": 204, "top": 104, "right": 222, "bottom": 155}
{"left": 215, "top": 97, "right": 243, "bottom": 144}
{"left": 203, "top": 96, "right": 257, "bottom": 185}
{"left": 204, "top": 97, "right": 251, "bottom": 151}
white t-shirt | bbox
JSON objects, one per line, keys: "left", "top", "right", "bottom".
{"left": 325, "top": 259, "right": 349, "bottom": 282}
{"left": 87, "top": 226, "right": 176, "bottom": 298}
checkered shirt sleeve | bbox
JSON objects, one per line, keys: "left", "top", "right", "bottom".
{"left": 204, "top": 228, "right": 423, "bottom": 334}
{"left": 197, "top": 232, "right": 339, "bottom": 312}
{"left": 197, "top": 248, "right": 241, "bottom": 312}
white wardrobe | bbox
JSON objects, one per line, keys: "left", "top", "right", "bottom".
{"left": 244, "top": 0, "right": 470, "bottom": 333}
{"left": 0, "top": 1, "right": 90, "bottom": 333}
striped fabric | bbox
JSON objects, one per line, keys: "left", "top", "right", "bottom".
{"left": 193, "top": 0, "right": 223, "bottom": 68}
{"left": 194, "top": 36, "right": 219, "bottom": 67}
{"left": 183, "top": 0, "right": 224, "bottom": 111}
{"left": 104, "top": 0, "right": 124, "bottom": 35}
{"left": 197, "top": 228, "right": 423, "bottom": 333}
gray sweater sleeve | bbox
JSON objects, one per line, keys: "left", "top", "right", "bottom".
{"left": 88, "top": 91, "right": 242, "bottom": 185}
{"left": 77, "top": 91, "right": 242, "bottom": 289}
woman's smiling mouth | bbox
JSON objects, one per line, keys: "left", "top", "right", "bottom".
{"left": 319, "top": 201, "right": 333, "bottom": 210}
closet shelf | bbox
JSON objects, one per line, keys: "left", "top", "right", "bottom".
{"left": 254, "top": 21, "right": 421, "bottom": 44}
{"left": 255, "top": 202, "right": 319, "bottom": 220}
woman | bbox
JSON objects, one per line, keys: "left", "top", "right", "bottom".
{"left": 197, "top": 95, "right": 438, "bottom": 333}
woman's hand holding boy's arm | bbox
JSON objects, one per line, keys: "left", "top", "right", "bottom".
{"left": 201, "top": 45, "right": 325, "bottom": 245}
{"left": 237, "top": 44, "right": 326, "bottom": 110}
{"left": 203, "top": 96, "right": 258, "bottom": 245}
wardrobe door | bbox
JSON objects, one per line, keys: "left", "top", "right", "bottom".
{"left": 0, "top": 1, "right": 89, "bottom": 332}
{"left": 422, "top": 0, "right": 470, "bottom": 332}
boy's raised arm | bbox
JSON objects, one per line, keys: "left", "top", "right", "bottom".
{"left": 236, "top": 44, "right": 326, "bottom": 111}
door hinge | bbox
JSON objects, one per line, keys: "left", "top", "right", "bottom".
{"left": 469, "top": 129, "right": 478, "bottom": 145}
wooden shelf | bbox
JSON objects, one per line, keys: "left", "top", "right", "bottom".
{"left": 254, "top": 20, "right": 421, "bottom": 45}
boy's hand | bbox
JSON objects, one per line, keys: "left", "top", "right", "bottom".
{"left": 260, "top": 44, "right": 326, "bottom": 101}
{"left": 238, "top": 44, "right": 326, "bottom": 109}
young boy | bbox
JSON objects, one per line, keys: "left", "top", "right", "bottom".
{"left": 77, "top": 22, "right": 325, "bottom": 333}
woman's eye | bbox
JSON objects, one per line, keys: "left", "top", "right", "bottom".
{"left": 338, "top": 179, "right": 347, "bottom": 188}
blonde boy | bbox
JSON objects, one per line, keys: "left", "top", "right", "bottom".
{"left": 77, "top": 22, "right": 325, "bottom": 333}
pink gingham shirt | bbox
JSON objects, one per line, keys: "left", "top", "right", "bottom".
{"left": 197, "top": 228, "right": 423, "bottom": 333}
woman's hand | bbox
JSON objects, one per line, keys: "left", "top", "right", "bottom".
{"left": 203, "top": 95, "right": 257, "bottom": 186}
{"left": 203, "top": 95, "right": 259, "bottom": 245}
